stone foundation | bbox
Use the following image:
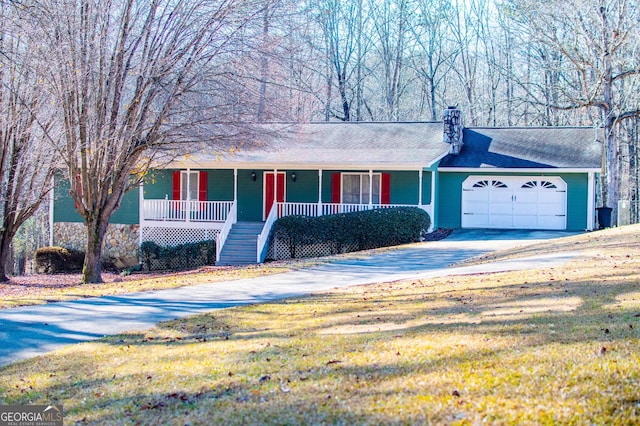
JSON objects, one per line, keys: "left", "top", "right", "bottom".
{"left": 53, "top": 222, "right": 140, "bottom": 268}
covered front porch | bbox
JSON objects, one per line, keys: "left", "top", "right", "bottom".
{"left": 139, "top": 167, "right": 436, "bottom": 264}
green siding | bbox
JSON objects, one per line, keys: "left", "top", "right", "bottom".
{"left": 54, "top": 177, "right": 139, "bottom": 225}
{"left": 437, "top": 171, "right": 590, "bottom": 231}
{"left": 386, "top": 171, "right": 419, "bottom": 204}
{"left": 564, "top": 174, "right": 590, "bottom": 230}
{"left": 287, "top": 170, "right": 318, "bottom": 203}
{"left": 208, "top": 170, "right": 234, "bottom": 200}
{"left": 143, "top": 169, "right": 173, "bottom": 199}
{"left": 422, "top": 170, "right": 433, "bottom": 205}
{"left": 437, "top": 173, "right": 465, "bottom": 229}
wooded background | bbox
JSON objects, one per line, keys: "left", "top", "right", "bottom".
{"left": 2, "top": 0, "right": 638, "bottom": 281}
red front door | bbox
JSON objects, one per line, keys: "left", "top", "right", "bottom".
{"left": 264, "top": 172, "right": 285, "bottom": 219}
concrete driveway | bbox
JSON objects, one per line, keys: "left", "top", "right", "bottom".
{"left": 0, "top": 229, "right": 579, "bottom": 367}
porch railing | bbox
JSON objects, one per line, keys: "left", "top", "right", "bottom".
{"left": 143, "top": 199, "right": 233, "bottom": 222}
{"left": 257, "top": 202, "right": 279, "bottom": 263}
{"left": 216, "top": 202, "right": 237, "bottom": 262}
{"left": 277, "top": 202, "right": 423, "bottom": 218}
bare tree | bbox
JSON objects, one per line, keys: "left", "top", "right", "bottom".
{"left": 408, "top": 0, "right": 457, "bottom": 121}
{"left": 511, "top": 0, "right": 640, "bottom": 222}
{"left": 24, "top": 0, "right": 260, "bottom": 283}
{"left": 370, "top": 0, "right": 409, "bottom": 121}
{"left": 0, "top": 2, "right": 58, "bottom": 282}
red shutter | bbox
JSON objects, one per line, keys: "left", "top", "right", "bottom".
{"left": 331, "top": 173, "right": 341, "bottom": 203}
{"left": 198, "top": 171, "right": 208, "bottom": 201}
{"left": 172, "top": 171, "right": 181, "bottom": 200}
{"left": 381, "top": 173, "right": 391, "bottom": 204}
{"left": 276, "top": 173, "right": 285, "bottom": 202}
{"left": 265, "top": 173, "right": 274, "bottom": 218}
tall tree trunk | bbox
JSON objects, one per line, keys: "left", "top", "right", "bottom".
{"left": 257, "top": 1, "right": 270, "bottom": 122}
{"left": 82, "top": 217, "right": 109, "bottom": 284}
{"left": 355, "top": 0, "right": 363, "bottom": 121}
{"left": 0, "top": 230, "right": 13, "bottom": 282}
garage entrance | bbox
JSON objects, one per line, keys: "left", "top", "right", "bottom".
{"left": 461, "top": 176, "right": 567, "bottom": 230}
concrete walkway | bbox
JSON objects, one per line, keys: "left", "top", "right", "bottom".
{"left": 0, "top": 230, "right": 579, "bottom": 367}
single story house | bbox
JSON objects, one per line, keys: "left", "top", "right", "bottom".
{"left": 50, "top": 108, "right": 603, "bottom": 267}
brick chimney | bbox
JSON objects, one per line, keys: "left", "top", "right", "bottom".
{"left": 443, "top": 106, "right": 463, "bottom": 154}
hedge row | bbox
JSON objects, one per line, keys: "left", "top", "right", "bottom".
{"left": 271, "top": 207, "right": 431, "bottom": 258}
{"left": 140, "top": 240, "right": 216, "bottom": 271}
{"left": 34, "top": 246, "right": 85, "bottom": 273}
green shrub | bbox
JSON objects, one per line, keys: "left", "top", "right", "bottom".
{"left": 271, "top": 207, "right": 431, "bottom": 258}
{"left": 140, "top": 240, "right": 216, "bottom": 271}
{"left": 34, "top": 246, "right": 85, "bottom": 273}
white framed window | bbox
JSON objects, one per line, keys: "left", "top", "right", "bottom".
{"left": 180, "top": 171, "right": 199, "bottom": 201}
{"left": 342, "top": 173, "right": 381, "bottom": 204}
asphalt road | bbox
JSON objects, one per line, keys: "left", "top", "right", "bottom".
{"left": 0, "top": 229, "right": 579, "bottom": 367}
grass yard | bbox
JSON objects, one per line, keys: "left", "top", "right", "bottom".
{"left": 1, "top": 226, "right": 639, "bottom": 425}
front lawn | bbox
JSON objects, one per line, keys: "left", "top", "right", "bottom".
{"left": 1, "top": 226, "right": 639, "bottom": 424}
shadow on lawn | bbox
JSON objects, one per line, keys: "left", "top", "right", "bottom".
{"left": 1, "top": 265, "right": 639, "bottom": 425}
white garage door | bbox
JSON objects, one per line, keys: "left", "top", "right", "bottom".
{"left": 461, "top": 176, "right": 567, "bottom": 230}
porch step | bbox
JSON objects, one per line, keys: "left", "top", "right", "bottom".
{"left": 216, "top": 222, "right": 265, "bottom": 266}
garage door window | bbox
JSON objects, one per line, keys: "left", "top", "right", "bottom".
{"left": 521, "top": 180, "right": 558, "bottom": 189}
{"left": 473, "top": 179, "right": 508, "bottom": 189}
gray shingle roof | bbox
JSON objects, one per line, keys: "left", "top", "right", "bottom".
{"left": 181, "top": 123, "right": 603, "bottom": 170}
{"left": 190, "top": 122, "right": 450, "bottom": 168}
{"left": 439, "top": 127, "right": 603, "bottom": 169}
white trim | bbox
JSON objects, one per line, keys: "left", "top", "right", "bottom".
{"left": 169, "top": 161, "right": 434, "bottom": 171}
{"left": 418, "top": 169, "right": 423, "bottom": 205}
{"left": 438, "top": 167, "right": 601, "bottom": 173}
{"left": 180, "top": 170, "right": 199, "bottom": 201}
{"left": 138, "top": 182, "right": 144, "bottom": 251}
{"left": 428, "top": 151, "right": 450, "bottom": 168}
{"left": 233, "top": 168, "right": 238, "bottom": 202}
{"left": 341, "top": 172, "right": 381, "bottom": 205}
{"left": 140, "top": 221, "right": 225, "bottom": 231}
{"left": 369, "top": 169, "right": 373, "bottom": 206}
{"left": 430, "top": 169, "right": 436, "bottom": 206}
{"left": 587, "top": 171, "right": 595, "bottom": 230}
{"left": 49, "top": 188, "right": 55, "bottom": 246}
{"left": 318, "top": 169, "right": 323, "bottom": 205}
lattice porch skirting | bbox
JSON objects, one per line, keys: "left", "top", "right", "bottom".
{"left": 141, "top": 226, "right": 220, "bottom": 247}
{"left": 266, "top": 237, "right": 358, "bottom": 261}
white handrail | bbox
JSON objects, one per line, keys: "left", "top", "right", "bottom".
{"left": 277, "top": 202, "right": 422, "bottom": 218}
{"left": 256, "top": 203, "right": 279, "bottom": 263}
{"left": 143, "top": 199, "right": 233, "bottom": 222}
{"left": 216, "top": 202, "right": 237, "bottom": 262}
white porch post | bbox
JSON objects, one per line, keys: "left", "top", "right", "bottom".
{"left": 318, "top": 169, "right": 323, "bottom": 215}
{"left": 49, "top": 187, "right": 55, "bottom": 246}
{"left": 587, "top": 171, "right": 595, "bottom": 230}
{"left": 273, "top": 168, "right": 278, "bottom": 206}
{"left": 430, "top": 170, "right": 437, "bottom": 229}
{"left": 418, "top": 169, "right": 423, "bottom": 206}
{"left": 138, "top": 182, "right": 144, "bottom": 252}
{"left": 233, "top": 169, "right": 238, "bottom": 202}
{"left": 368, "top": 169, "right": 373, "bottom": 206}
{"left": 185, "top": 167, "right": 191, "bottom": 200}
